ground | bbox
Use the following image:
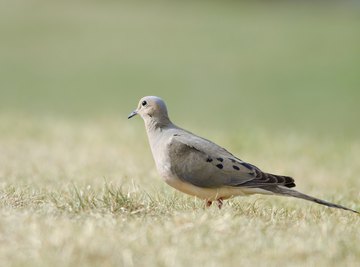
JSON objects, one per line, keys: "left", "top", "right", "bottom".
{"left": 0, "top": 115, "right": 359, "bottom": 267}
{"left": 0, "top": 1, "right": 359, "bottom": 266}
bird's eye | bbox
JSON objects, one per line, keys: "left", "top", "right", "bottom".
{"left": 141, "top": 100, "right": 147, "bottom": 106}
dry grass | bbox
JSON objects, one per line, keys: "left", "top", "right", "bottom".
{"left": 0, "top": 115, "right": 359, "bottom": 267}
{"left": 1, "top": 1, "right": 359, "bottom": 266}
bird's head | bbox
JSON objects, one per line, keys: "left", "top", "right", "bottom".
{"left": 128, "top": 96, "right": 171, "bottom": 127}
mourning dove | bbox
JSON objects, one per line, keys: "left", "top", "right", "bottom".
{"left": 128, "top": 96, "right": 358, "bottom": 213}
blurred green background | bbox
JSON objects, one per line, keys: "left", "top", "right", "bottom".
{"left": 1, "top": 0, "right": 359, "bottom": 136}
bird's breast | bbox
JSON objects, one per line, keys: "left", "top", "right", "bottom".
{"left": 147, "top": 134, "right": 173, "bottom": 179}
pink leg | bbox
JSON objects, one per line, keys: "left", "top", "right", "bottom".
{"left": 217, "top": 198, "right": 223, "bottom": 209}
{"left": 206, "top": 200, "right": 212, "bottom": 207}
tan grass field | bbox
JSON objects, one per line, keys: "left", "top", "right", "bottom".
{"left": 1, "top": 1, "right": 360, "bottom": 266}
{"left": 1, "top": 115, "right": 359, "bottom": 267}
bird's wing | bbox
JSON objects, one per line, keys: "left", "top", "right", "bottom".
{"left": 167, "top": 132, "right": 295, "bottom": 188}
{"left": 167, "top": 132, "right": 255, "bottom": 188}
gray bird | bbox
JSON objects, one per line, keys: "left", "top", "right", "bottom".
{"left": 128, "top": 96, "right": 358, "bottom": 213}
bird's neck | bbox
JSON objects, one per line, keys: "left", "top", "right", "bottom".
{"left": 144, "top": 116, "right": 175, "bottom": 163}
{"left": 144, "top": 115, "right": 172, "bottom": 133}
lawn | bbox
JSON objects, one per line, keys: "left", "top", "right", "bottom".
{"left": 0, "top": 1, "right": 359, "bottom": 267}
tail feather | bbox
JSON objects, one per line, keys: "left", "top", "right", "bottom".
{"left": 263, "top": 186, "right": 359, "bottom": 214}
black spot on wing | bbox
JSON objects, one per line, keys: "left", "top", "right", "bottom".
{"left": 241, "top": 162, "right": 254, "bottom": 170}
{"left": 228, "top": 158, "right": 237, "bottom": 163}
{"left": 216, "top": 157, "right": 224, "bottom": 162}
{"left": 233, "top": 165, "right": 240, "bottom": 171}
{"left": 216, "top": 164, "right": 223, "bottom": 169}
{"left": 206, "top": 157, "right": 213, "bottom": 163}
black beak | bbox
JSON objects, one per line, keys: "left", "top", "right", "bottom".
{"left": 128, "top": 110, "right": 138, "bottom": 119}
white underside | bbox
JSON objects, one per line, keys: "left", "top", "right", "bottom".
{"left": 164, "top": 175, "right": 273, "bottom": 201}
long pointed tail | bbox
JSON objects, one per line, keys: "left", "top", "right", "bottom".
{"left": 263, "top": 186, "right": 359, "bottom": 214}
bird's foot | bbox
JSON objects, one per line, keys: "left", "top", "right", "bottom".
{"left": 217, "top": 198, "right": 223, "bottom": 209}
{"left": 206, "top": 200, "right": 212, "bottom": 208}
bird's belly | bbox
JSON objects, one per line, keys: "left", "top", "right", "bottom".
{"left": 163, "top": 175, "right": 254, "bottom": 201}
